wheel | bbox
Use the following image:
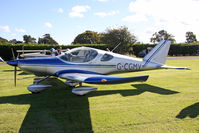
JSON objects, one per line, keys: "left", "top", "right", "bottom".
{"left": 31, "top": 91, "right": 41, "bottom": 94}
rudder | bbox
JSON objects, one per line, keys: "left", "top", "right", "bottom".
{"left": 143, "top": 40, "right": 171, "bottom": 65}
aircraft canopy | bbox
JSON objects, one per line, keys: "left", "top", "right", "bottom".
{"left": 59, "top": 48, "right": 98, "bottom": 63}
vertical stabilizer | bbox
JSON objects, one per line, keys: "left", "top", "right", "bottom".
{"left": 143, "top": 40, "right": 171, "bottom": 65}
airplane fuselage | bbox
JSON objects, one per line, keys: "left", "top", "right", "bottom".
{"left": 16, "top": 47, "right": 161, "bottom": 77}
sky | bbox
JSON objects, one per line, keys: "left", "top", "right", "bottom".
{"left": 1, "top": 0, "right": 199, "bottom": 45}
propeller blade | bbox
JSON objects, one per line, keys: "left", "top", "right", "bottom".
{"left": 14, "top": 66, "right": 17, "bottom": 87}
{"left": 11, "top": 48, "right": 17, "bottom": 87}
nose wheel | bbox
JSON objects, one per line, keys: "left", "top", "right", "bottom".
{"left": 79, "top": 82, "right": 82, "bottom": 87}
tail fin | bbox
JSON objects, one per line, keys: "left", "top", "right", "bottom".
{"left": 143, "top": 40, "right": 171, "bottom": 65}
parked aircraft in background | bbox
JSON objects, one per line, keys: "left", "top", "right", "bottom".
{"left": 0, "top": 57, "right": 4, "bottom": 62}
{"left": 7, "top": 40, "right": 189, "bottom": 95}
{"left": 17, "top": 47, "right": 65, "bottom": 58}
{"left": 17, "top": 49, "right": 52, "bottom": 58}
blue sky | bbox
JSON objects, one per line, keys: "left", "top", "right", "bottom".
{"left": 1, "top": 0, "right": 199, "bottom": 44}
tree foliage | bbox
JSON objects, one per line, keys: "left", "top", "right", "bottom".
{"left": 9, "top": 39, "right": 17, "bottom": 44}
{"left": 185, "top": 31, "right": 197, "bottom": 43}
{"left": 150, "top": 30, "right": 176, "bottom": 43}
{"left": 38, "top": 34, "right": 58, "bottom": 45}
{"left": 100, "top": 26, "right": 137, "bottom": 53}
{"left": 73, "top": 30, "right": 101, "bottom": 44}
{"left": 23, "top": 35, "right": 36, "bottom": 44}
{"left": 9, "top": 39, "right": 23, "bottom": 44}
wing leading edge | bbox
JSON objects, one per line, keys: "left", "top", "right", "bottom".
{"left": 55, "top": 70, "right": 149, "bottom": 84}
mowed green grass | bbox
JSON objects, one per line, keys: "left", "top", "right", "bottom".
{"left": 0, "top": 59, "right": 199, "bottom": 133}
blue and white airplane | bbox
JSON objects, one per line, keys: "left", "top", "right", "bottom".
{"left": 7, "top": 40, "right": 189, "bottom": 95}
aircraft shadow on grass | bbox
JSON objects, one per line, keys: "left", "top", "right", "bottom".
{"left": 176, "top": 102, "right": 199, "bottom": 119}
{"left": 0, "top": 79, "right": 179, "bottom": 133}
{"left": 2, "top": 70, "right": 31, "bottom": 76}
{"left": 3, "top": 69, "right": 22, "bottom": 72}
{"left": 18, "top": 72, "right": 32, "bottom": 75}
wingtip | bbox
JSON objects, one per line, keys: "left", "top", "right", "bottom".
{"left": 176, "top": 67, "right": 191, "bottom": 70}
{"left": 181, "top": 67, "right": 191, "bottom": 70}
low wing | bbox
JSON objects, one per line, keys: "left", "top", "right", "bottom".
{"left": 55, "top": 70, "right": 149, "bottom": 84}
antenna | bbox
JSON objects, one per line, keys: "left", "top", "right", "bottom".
{"left": 111, "top": 42, "right": 121, "bottom": 52}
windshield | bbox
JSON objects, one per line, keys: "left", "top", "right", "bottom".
{"left": 59, "top": 49, "right": 98, "bottom": 63}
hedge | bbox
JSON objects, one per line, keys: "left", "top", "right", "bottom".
{"left": 0, "top": 43, "right": 109, "bottom": 60}
{"left": 169, "top": 44, "right": 199, "bottom": 56}
{"left": 132, "top": 43, "right": 199, "bottom": 56}
{"left": 0, "top": 43, "right": 199, "bottom": 61}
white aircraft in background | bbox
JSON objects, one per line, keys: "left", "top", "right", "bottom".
{"left": 7, "top": 40, "right": 189, "bottom": 95}
{"left": 0, "top": 57, "right": 4, "bottom": 62}
{"left": 17, "top": 48, "right": 65, "bottom": 58}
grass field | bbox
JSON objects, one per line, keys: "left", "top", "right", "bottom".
{"left": 0, "top": 59, "right": 199, "bottom": 133}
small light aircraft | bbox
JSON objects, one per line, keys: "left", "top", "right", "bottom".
{"left": 17, "top": 48, "right": 64, "bottom": 59}
{"left": 7, "top": 40, "right": 189, "bottom": 95}
{"left": 17, "top": 49, "right": 53, "bottom": 58}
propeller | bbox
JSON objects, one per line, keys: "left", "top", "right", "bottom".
{"left": 11, "top": 48, "right": 17, "bottom": 87}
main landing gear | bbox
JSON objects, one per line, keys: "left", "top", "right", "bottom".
{"left": 27, "top": 77, "right": 97, "bottom": 95}
{"left": 65, "top": 80, "right": 97, "bottom": 95}
{"left": 28, "top": 76, "right": 52, "bottom": 94}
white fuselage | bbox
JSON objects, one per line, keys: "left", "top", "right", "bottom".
{"left": 17, "top": 47, "right": 162, "bottom": 76}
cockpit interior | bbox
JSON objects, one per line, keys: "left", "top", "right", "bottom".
{"left": 59, "top": 48, "right": 98, "bottom": 63}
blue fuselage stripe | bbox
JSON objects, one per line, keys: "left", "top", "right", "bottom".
{"left": 17, "top": 57, "right": 116, "bottom": 68}
{"left": 19, "top": 64, "right": 116, "bottom": 68}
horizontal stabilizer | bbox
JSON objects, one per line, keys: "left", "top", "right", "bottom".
{"left": 161, "top": 65, "right": 190, "bottom": 70}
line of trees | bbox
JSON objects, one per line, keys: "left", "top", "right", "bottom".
{"left": 0, "top": 26, "right": 198, "bottom": 49}
{"left": 73, "top": 28, "right": 197, "bottom": 45}
{"left": 0, "top": 34, "right": 58, "bottom": 45}
{"left": 150, "top": 30, "right": 176, "bottom": 43}
{"left": 72, "top": 27, "right": 197, "bottom": 53}
{"left": 73, "top": 26, "right": 137, "bottom": 53}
